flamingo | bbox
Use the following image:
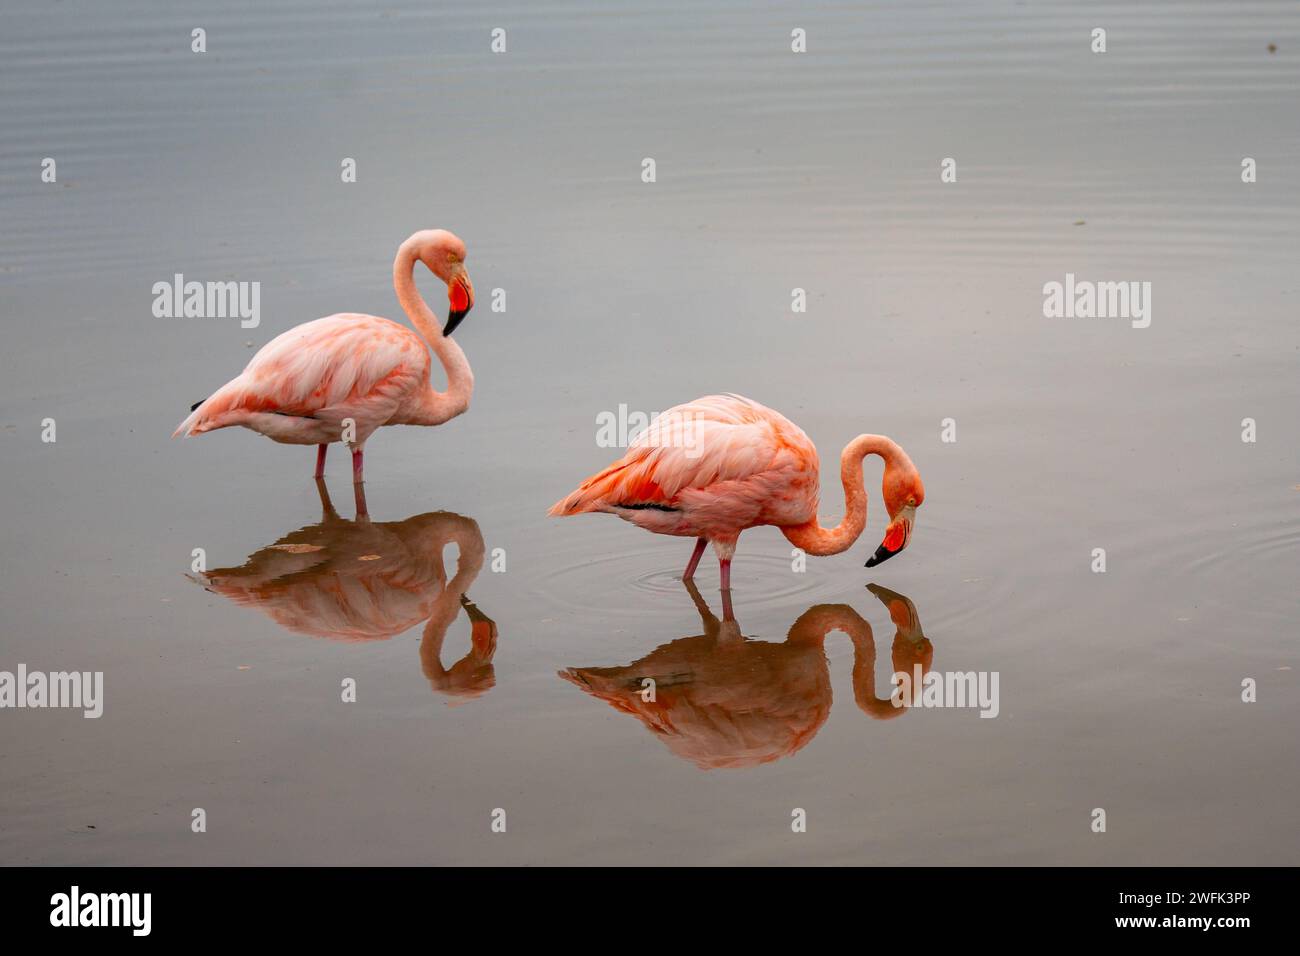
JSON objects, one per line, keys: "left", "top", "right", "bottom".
{"left": 559, "top": 582, "right": 933, "bottom": 769}
{"left": 173, "top": 229, "right": 476, "bottom": 502}
{"left": 549, "top": 394, "right": 925, "bottom": 608}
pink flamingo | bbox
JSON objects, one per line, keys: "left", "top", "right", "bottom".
{"left": 549, "top": 394, "right": 925, "bottom": 612}
{"left": 173, "top": 229, "right": 476, "bottom": 501}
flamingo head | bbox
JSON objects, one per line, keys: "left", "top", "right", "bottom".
{"left": 865, "top": 464, "right": 924, "bottom": 568}
{"left": 414, "top": 229, "right": 475, "bottom": 336}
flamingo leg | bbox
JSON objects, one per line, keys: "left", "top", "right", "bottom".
{"left": 353, "top": 479, "right": 370, "bottom": 521}
{"left": 351, "top": 447, "right": 369, "bottom": 519}
{"left": 682, "top": 537, "right": 707, "bottom": 581}
{"left": 719, "top": 558, "right": 734, "bottom": 622}
{"left": 314, "top": 443, "right": 328, "bottom": 479}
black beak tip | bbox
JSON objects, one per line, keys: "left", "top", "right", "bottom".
{"left": 443, "top": 310, "right": 468, "bottom": 337}
{"left": 865, "top": 545, "right": 897, "bottom": 568}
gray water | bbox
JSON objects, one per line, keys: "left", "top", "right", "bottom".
{"left": 1, "top": 0, "right": 1297, "bottom": 865}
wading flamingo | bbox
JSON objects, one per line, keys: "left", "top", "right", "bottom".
{"left": 549, "top": 394, "right": 925, "bottom": 610}
{"left": 173, "top": 229, "right": 476, "bottom": 501}
{"left": 559, "top": 582, "right": 932, "bottom": 769}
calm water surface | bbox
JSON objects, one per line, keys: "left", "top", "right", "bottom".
{"left": 1, "top": 0, "right": 1297, "bottom": 864}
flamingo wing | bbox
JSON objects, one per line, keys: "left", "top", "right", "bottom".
{"left": 549, "top": 394, "right": 813, "bottom": 518}
{"left": 173, "top": 314, "right": 427, "bottom": 437}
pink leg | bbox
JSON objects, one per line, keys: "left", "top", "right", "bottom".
{"left": 314, "top": 443, "right": 328, "bottom": 479}
{"left": 353, "top": 480, "right": 369, "bottom": 521}
{"left": 351, "top": 447, "right": 364, "bottom": 484}
{"left": 719, "top": 559, "right": 734, "bottom": 622}
{"left": 682, "top": 537, "right": 707, "bottom": 581}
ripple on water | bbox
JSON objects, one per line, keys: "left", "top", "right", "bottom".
{"left": 530, "top": 506, "right": 1040, "bottom": 636}
{"left": 1095, "top": 505, "right": 1300, "bottom": 630}
{"left": 534, "top": 543, "right": 855, "bottom": 620}
{"left": 1184, "top": 523, "right": 1300, "bottom": 577}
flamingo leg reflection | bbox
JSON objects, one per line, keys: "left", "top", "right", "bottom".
{"left": 313, "top": 476, "right": 340, "bottom": 520}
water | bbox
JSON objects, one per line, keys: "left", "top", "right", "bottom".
{"left": 1, "top": 0, "right": 1297, "bottom": 864}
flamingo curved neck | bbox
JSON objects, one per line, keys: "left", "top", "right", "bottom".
{"left": 784, "top": 603, "right": 901, "bottom": 719}
{"left": 393, "top": 242, "right": 474, "bottom": 422}
{"left": 780, "top": 434, "right": 907, "bottom": 556}
{"left": 786, "top": 603, "right": 871, "bottom": 645}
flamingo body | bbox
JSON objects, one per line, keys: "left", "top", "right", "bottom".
{"left": 173, "top": 229, "right": 476, "bottom": 485}
{"left": 551, "top": 393, "right": 925, "bottom": 590}
{"left": 173, "top": 313, "right": 444, "bottom": 445}
{"left": 550, "top": 394, "right": 820, "bottom": 542}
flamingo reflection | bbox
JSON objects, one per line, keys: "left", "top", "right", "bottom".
{"left": 560, "top": 583, "right": 932, "bottom": 769}
{"left": 196, "top": 480, "right": 498, "bottom": 702}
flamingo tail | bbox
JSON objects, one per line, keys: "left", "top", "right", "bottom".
{"left": 172, "top": 380, "right": 249, "bottom": 437}
{"left": 549, "top": 456, "right": 671, "bottom": 516}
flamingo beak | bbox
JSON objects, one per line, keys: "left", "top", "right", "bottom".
{"left": 865, "top": 505, "right": 915, "bottom": 568}
{"left": 444, "top": 310, "right": 467, "bottom": 337}
{"left": 444, "top": 271, "right": 474, "bottom": 337}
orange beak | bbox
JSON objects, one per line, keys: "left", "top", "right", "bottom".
{"left": 445, "top": 269, "right": 474, "bottom": 337}
{"left": 865, "top": 504, "right": 915, "bottom": 568}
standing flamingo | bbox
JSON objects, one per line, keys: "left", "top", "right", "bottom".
{"left": 549, "top": 394, "right": 925, "bottom": 611}
{"left": 173, "top": 229, "right": 476, "bottom": 502}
